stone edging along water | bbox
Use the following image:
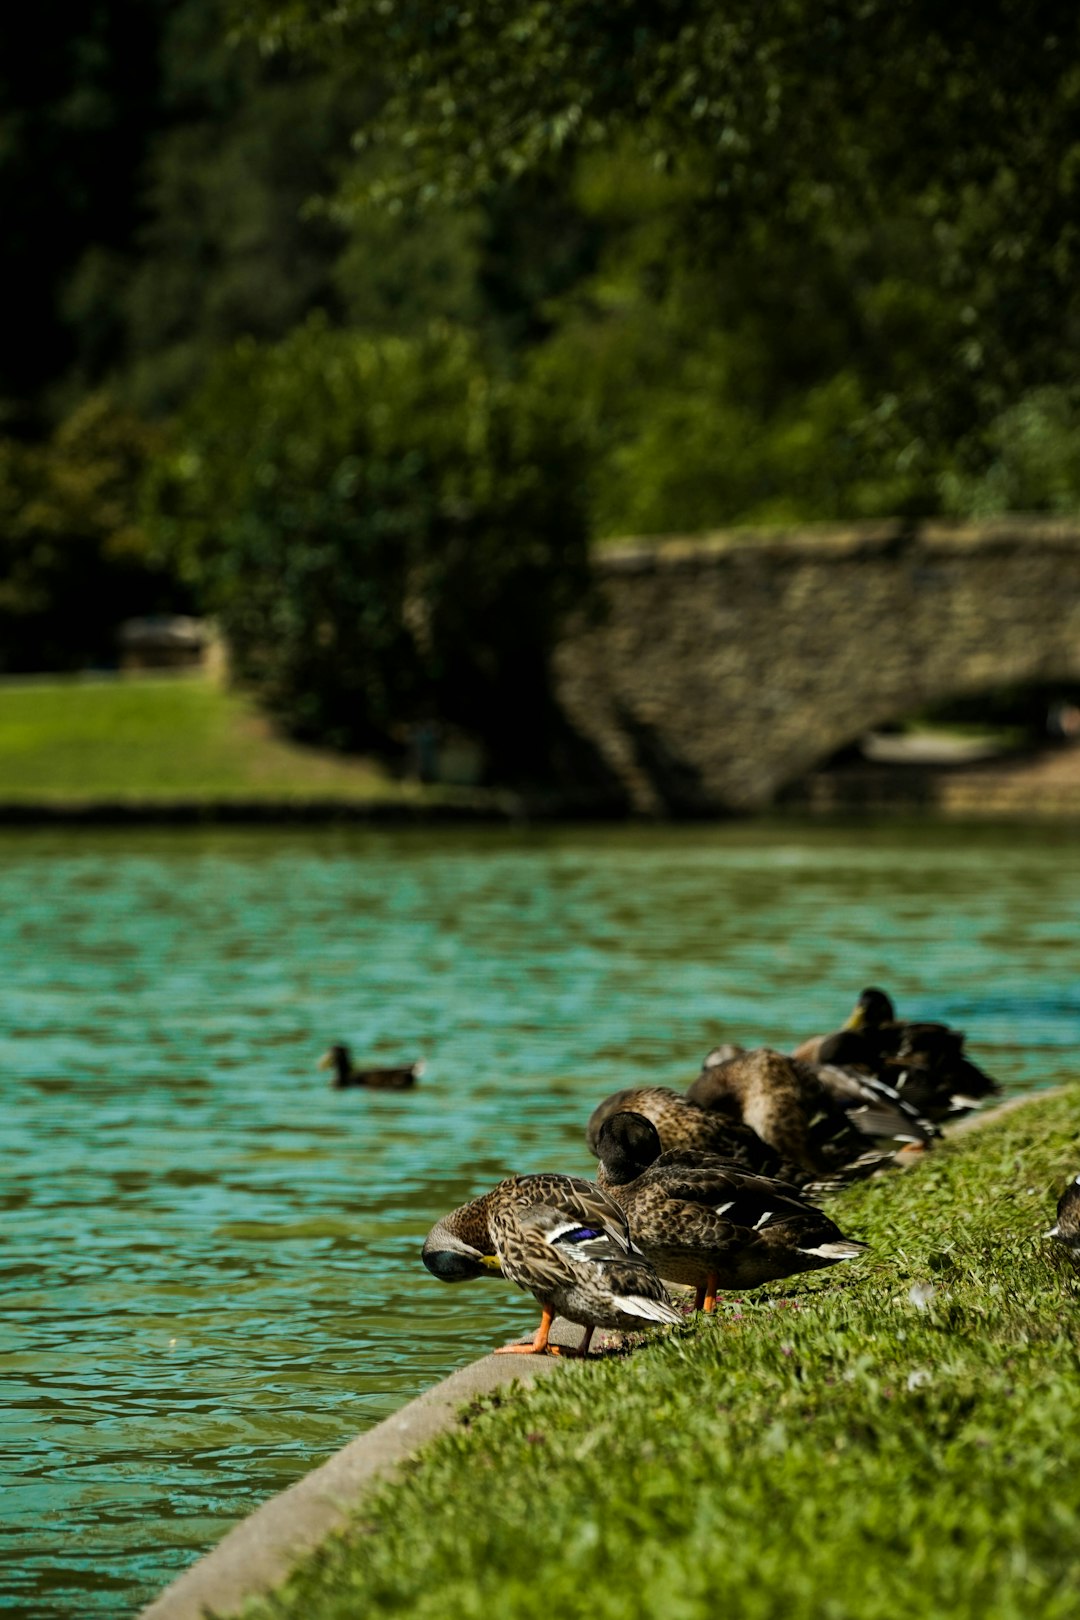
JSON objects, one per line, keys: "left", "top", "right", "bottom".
{"left": 137, "top": 1327, "right": 579, "bottom": 1620}
{"left": 137, "top": 1091, "right": 1051, "bottom": 1620}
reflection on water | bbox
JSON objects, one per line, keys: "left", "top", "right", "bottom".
{"left": 1, "top": 822, "right": 1078, "bottom": 1616}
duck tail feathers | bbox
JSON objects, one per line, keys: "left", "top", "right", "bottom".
{"left": 798, "top": 1239, "right": 869, "bottom": 1260}
{"left": 618, "top": 1294, "right": 683, "bottom": 1325}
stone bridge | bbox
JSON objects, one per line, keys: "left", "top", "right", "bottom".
{"left": 551, "top": 518, "right": 1080, "bottom": 814}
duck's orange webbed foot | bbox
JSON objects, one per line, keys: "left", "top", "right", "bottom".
{"left": 494, "top": 1341, "right": 562, "bottom": 1355}
{"left": 493, "top": 1305, "right": 560, "bottom": 1355}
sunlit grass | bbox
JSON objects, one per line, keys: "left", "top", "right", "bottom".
{"left": 0, "top": 675, "right": 440, "bottom": 805}
{"left": 240, "top": 1089, "right": 1080, "bottom": 1620}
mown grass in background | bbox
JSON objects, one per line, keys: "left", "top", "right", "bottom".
{"left": 239, "top": 1090, "right": 1080, "bottom": 1620}
{"left": 0, "top": 675, "right": 439, "bottom": 804}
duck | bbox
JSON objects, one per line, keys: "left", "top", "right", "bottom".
{"left": 318, "top": 1043, "right": 425, "bottom": 1090}
{"left": 594, "top": 1111, "right": 868, "bottom": 1312}
{"left": 422, "top": 1172, "right": 681, "bottom": 1356}
{"left": 1046, "top": 1174, "right": 1080, "bottom": 1260}
{"left": 684, "top": 1046, "right": 932, "bottom": 1175}
{"left": 794, "top": 987, "right": 1000, "bottom": 1121}
{"left": 586, "top": 1084, "right": 805, "bottom": 1182}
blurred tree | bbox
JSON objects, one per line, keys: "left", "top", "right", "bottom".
{"left": 147, "top": 319, "right": 589, "bottom": 774}
{"left": 0, "top": 0, "right": 165, "bottom": 429}
{"left": 0, "top": 397, "right": 180, "bottom": 672}
{"left": 251, "top": 0, "right": 1080, "bottom": 517}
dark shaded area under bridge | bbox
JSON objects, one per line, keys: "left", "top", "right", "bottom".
{"left": 552, "top": 518, "right": 1080, "bottom": 815}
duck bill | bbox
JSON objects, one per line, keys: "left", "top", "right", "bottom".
{"left": 422, "top": 1247, "right": 504, "bottom": 1282}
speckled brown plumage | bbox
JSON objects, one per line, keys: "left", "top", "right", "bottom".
{"left": 1047, "top": 1174, "right": 1080, "bottom": 1260}
{"left": 586, "top": 1084, "right": 808, "bottom": 1183}
{"left": 683, "top": 1046, "right": 914, "bottom": 1175}
{"left": 595, "top": 1112, "right": 867, "bottom": 1310}
{"left": 422, "top": 1172, "right": 679, "bottom": 1354}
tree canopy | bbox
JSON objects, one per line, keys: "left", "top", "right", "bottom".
{"left": 5, "top": 0, "right": 1080, "bottom": 758}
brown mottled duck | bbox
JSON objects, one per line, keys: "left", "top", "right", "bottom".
{"left": 422, "top": 1173, "right": 680, "bottom": 1357}
{"left": 1046, "top": 1174, "right": 1080, "bottom": 1261}
{"left": 595, "top": 1111, "right": 868, "bottom": 1313}
{"left": 586, "top": 1084, "right": 805, "bottom": 1181}
{"left": 684, "top": 1045, "right": 931, "bottom": 1176}
{"left": 319, "top": 1043, "right": 425, "bottom": 1090}
{"left": 794, "top": 986, "right": 999, "bottom": 1121}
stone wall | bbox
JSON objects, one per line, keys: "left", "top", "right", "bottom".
{"left": 551, "top": 519, "right": 1080, "bottom": 814}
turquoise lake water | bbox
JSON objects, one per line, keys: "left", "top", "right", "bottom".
{"left": 2, "top": 821, "right": 1078, "bottom": 1617}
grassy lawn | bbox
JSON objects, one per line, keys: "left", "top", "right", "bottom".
{"left": 0, "top": 675, "right": 445, "bottom": 805}
{"left": 239, "top": 1088, "right": 1080, "bottom": 1620}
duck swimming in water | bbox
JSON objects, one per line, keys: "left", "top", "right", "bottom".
{"left": 318, "top": 1043, "right": 425, "bottom": 1090}
{"left": 422, "top": 1172, "right": 680, "bottom": 1356}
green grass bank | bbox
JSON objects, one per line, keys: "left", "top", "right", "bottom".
{"left": 237, "top": 1088, "right": 1080, "bottom": 1620}
{"left": 0, "top": 675, "right": 456, "bottom": 810}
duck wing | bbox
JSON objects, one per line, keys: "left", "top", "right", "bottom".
{"left": 808, "top": 1062, "right": 937, "bottom": 1144}
{"left": 643, "top": 1156, "right": 818, "bottom": 1224}
{"left": 495, "top": 1200, "right": 679, "bottom": 1323}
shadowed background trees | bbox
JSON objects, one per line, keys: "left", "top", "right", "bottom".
{"left": 3, "top": 0, "right": 1080, "bottom": 767}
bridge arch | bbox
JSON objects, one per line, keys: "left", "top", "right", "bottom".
{"left": 552, "top": 519, "right": 1080, "bottom": 813}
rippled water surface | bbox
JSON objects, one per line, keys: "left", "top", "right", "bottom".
{"left": 2, "top": 822, "right": 1079, "bottom": 1616}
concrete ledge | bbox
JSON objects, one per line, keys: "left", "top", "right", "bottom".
{"left": 137, "top": 1324, "right": 593, "bottom": 1620}
{"left": 137, "top": 1089, "right": 1054, "bottom": 1620}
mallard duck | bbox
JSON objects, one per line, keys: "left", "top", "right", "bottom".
{"left": 422, "top": 1173, "right": 681, "bottom": 1356}
{"left": 1046, "top": 1174, "right": 1080, "bottom": 1259}
{"left": 594, "top": 1111, "right": 868, "bottom": 1312}
{"left": 586, "top": 1084, "right": 807, "bottom": 1182}
{"left": 318, "top": 1043, "right": 425, "bottom": 1090}
{"left": 684, "top": 1046, "right": 929, "bottom": 1175}
{"left": 795, "top": 987, "right": 999, "bottom": 1121}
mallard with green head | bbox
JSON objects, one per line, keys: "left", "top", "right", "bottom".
{"left": 319, "top": 1043, "right": 425, "bottom": 1090}
{"left": 422, "top": 1172, "right": 680, "bottom": 1356}
{"left": 594, "top": 1112, "right": 868, "bottom": 1313}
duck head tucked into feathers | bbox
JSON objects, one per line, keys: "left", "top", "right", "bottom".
{"left": 422, "top": 1191, "right": 504, "bottom": 1281}
{"left": 595, "top": 1111, "right": 665, "bottom": 1184}
{"left": 594, "top": 1110, "right": 868, "bottom": 1314}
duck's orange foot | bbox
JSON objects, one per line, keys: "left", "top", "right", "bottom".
{"left": 494, "top": 1341, "right": 562, "bottom": 1356}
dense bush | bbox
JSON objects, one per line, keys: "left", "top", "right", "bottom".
{"left": 0, "top": 395, "right": 181, "bottom": 672}
{"left": 148, "top": 318, "right": 589, "bottom": 773}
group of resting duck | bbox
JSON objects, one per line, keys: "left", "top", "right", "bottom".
{"left": 416, "top": 986, "right": 1006, "bottom": 1358}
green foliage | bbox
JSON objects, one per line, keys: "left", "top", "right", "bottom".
{"left": 250, "top": 0, "right": 1080, "bottom": 529}
{"left": 116, "top": 0, "right": 372, "bottom": 416}
{"left": 941, "top": 389, "right": 1080, "bottom": 519}
{"left": 238, "top": 1088, "right": 1080, "bottom": 1620}
{"left": 0, "top": 396, "right": 180, "bottom": 672}
{"left": 148, "top": 319, "right": 589, "bottom": 769}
